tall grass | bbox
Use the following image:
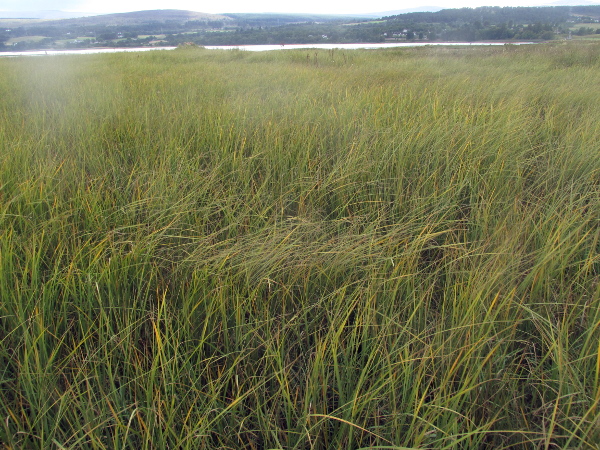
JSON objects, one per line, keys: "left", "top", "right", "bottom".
{"left": 0, "top": 42, "right": 599, "bottom": 448}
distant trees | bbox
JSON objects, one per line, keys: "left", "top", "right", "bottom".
{"left": 384, "top": 6, "right": 573, "bottom": 27}
{"left": 98, "top": 32, "right": 118, "bottom": 41}
{"left": 575, "top": 26, "right": 597, "bottom": 36}
{"left": 184, "top": 20, "right": 224, "bottom": 29}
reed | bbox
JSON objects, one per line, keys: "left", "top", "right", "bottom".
{"left": 0, "top": 42, "right": 599, "bottom": 448}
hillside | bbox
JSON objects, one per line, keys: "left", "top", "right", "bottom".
{"left": 2, "top": 5, "right": 600, "bottom": 51}
{"left": 38, "top": 9, "right": 233, "bottom": 27}
{"left": 384, "top": 4, "right": 600, "bottom": 23}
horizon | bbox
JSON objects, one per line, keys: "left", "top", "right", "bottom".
{"left": 2, "top": 0, "right": 599, "bottom": 16}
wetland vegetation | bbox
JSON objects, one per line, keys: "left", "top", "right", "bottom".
{"left": 0, "top": 42, "right": 599, "bottom": 448}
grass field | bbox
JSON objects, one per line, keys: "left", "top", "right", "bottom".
{"left": 0, "top": 42, "right": 599, "bottom": 449}
{"left": 5, "top": 36, "right": 48, "bottom": 45}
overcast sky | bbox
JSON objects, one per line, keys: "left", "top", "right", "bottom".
{"left": 0, "top": 0, "right": 562, "bottom": 15}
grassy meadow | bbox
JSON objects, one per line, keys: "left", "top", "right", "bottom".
{"left": 0, "top": 42, "right": 599, "bottom": 449}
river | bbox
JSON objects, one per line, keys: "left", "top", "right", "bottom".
{"left": 0, "top": 42, "right": 534, "bottom": 57}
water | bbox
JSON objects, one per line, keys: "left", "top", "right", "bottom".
{"left": 0, "top": 47, "right": 178, "bottom": 57}
{"left": 205, "top": 42, "right": 533, "bottom": 51}
{"left": 0, "top": 42, "right": 533, "bottom": 57}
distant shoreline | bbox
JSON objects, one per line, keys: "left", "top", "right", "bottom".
{"left": 0, "top": 42, "right": 537, "bottom": 57}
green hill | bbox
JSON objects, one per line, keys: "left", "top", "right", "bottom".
{"left": 38, "top": 9, "right": 233, "bottom": 26}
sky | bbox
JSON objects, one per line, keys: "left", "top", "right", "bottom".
{"left": 0, "top": 0, "right": 570, "bottom": 15}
